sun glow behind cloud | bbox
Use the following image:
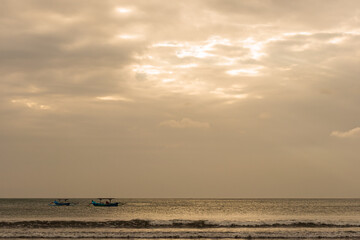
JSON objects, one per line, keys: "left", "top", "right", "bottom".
{"left": 96, "top": 96, "right": 133, "bottom": 102}
{"left": 132, "top": 36, "right": 270, "bottom": 99}
{"left": 328, "top": 36, "right": 347, "bottom": 44}
{"left": 242, "top": 38, "right": 266, "bottom": 59}
{"left": 116, "top": 7, "right": 132, "bottom": 13}
{"left": 127, "top": 28, "right": 360, "bottom": 104}
{"left": 117, "top": 34, "right": 140, "bottom": 40}
{"left": 226, "top": 67, "right": 263, "bottom": 76}
{"left": 133, "top": 65, "right": 173, "bottom": 75}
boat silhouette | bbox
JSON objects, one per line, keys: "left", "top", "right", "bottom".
{"left": 91, "top": 198, "right": 123, "bottom": 207}
{"left": 50, "top": 199, "right": 71, "bottom": 206}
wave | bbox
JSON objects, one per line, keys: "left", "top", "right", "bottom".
{"left": 1, "top": 229, "right": 360, "bottom": 239}
{"left": 1, "top": 219, "right": 360, "bottom": 229}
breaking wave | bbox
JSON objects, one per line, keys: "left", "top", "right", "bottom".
{"left": 1, "top": 219, "right": 360, "bottom": 229}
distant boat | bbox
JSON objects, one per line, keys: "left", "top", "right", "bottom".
{"left": 50, "top": 199, "right": 71, "bottom": 206}
{"left": 91, "top": 198, "right": 123, "bottom": 207}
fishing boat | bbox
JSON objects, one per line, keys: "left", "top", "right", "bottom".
{"left": 91, "top": 198, "right": 123, "bottom": 207}
{"left": 50, "top": 199, "right": 71, "bottom": 206}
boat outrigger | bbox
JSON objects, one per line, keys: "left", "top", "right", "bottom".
{"left": 91, "top": 198, "right": 123, "bottom": 207}
{"left": 50, "top": 199, "right": 71, "bottom": 206}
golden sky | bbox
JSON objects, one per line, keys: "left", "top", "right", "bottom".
{"left": 1, "top": 0, "right": 360, "bottom": 198}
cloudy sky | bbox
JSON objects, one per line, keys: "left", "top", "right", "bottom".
{"left": 1, "top": 0, "right": 360, "bottom": 198}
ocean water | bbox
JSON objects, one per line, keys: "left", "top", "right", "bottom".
{"left": 1, "top": 198, "right": 360, "bottom": 239}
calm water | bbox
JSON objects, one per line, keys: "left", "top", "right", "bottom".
{"left": 1, "top": 198, "right": 360, "bottom": 239}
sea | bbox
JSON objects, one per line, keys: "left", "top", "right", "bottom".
{"left": 1, "top": 198, "right": 360, "bottom": 239}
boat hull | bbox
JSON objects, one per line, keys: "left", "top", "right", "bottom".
{"left": 53, "top": 201, "right": 70, "bottom": 206}
{"left": 91, "top": 201, "right": 119, "bottom": 207}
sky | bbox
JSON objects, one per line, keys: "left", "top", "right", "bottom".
{"left": 1, "top": 0, "right": 360, "bottom": 198}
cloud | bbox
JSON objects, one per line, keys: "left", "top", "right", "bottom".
{"left": 2, "top": 0, "right": 360, "bottom": 198}
{"left": 331, "top": 127, "right": 360, "bottom": 138}
{"left": 160, "top": 118, "right": 210, "bottom": 129}
{"left": 11, "top": 99, "right": 51, "bottom": 110}
{"left": 96, "top": 96, "right": 133, "bottom": 102}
